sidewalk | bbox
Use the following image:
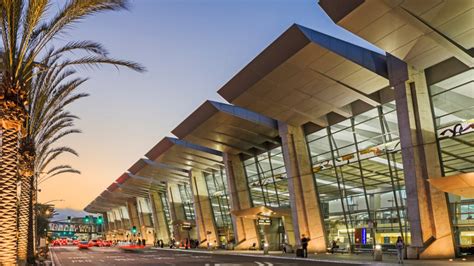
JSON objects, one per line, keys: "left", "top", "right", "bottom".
{"left": 153, "top": 247, "right": 472, "bottom": 265}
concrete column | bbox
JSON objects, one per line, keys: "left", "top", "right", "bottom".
{"left": 127, "top": 199, "right": 142, "bottom": 240}
{"left": 190, "top": 170, "right": 219, "bottom": 247}
{"left": 150, "top": 191, "right": 171, "bottom": 243}
{"left": 168, "top": 183, "right": 187, "bottom": 241}
{"left": 387, "top": 54, "right": 455, "bottom": 259}
{"left": 223, "top": 153, "right": 260, "bottom": 249}
{"left": 279, "top": 122, "right": 327, "bottom": 253}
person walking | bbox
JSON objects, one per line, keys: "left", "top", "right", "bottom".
{"left": 301, "top": 235, "right": 309, "bottom": 258}
{"left": 396, "top": 236, "right": 404, "bottom": 264}
{"left": 331, "top": 240, "right": 337, "bottom": 254}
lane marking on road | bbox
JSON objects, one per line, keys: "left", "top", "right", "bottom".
{"left": 264, "top": 262, "right": 274, "bottom": 266}
{"left": 255, "top": 262, "right": 264, "bottom": 266}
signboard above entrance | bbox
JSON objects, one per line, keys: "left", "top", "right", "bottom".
{"left": 257, "top": 218, "right": 272, "bottom": 225}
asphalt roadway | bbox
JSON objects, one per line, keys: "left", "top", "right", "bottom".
{"left": 50, "top": 246, "right": 368, "bottom": 266}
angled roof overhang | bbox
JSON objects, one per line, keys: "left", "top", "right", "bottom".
{"left": 319, "top": 0, "right": 474, "bottom": 69}
{"left": 145, "top": 136, "right": 224, "bottom": 174}
{"left": 172, "top": 100, "right": 280, "bottom": 156}
{"left": 428, "top": 173, "right": 474, "bottom": 198}
{"left": 129, "top": 158, "right": 190, "bottom": 184}
{"left": 218, "top": 24, "right": 393, "bottom": 130}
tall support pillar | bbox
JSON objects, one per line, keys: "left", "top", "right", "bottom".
{"left": 387, "top": 54, "right": 455, "bottom": 259}
{"left": 126, "top": 199, "right": 142, "bottom": 240}
{"left": 168, "top": 183, "right": 187, "bottom": 241}
{"left": 223, "top": 153, "right": 260, "bottom": 249}
{"left": 150, "top": 191, "right": 171, "bottom": 243}
{"left": 278, "top": 122, "right": 327, "bottom": 253}
{"left": 190, "top": 170, "right": 219, "bottom": 247}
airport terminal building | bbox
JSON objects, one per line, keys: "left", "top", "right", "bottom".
{"left": 84, "top": 0, "right": 473, "bottom": 259}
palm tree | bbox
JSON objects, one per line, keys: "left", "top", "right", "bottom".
{"left": 0, "top": 1, "right": 144, "bottom": 263}
{"left": 18, "top": 57, "right": 88, "bottom": 262}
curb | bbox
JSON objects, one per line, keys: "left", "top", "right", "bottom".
{"left": 153, "top": 248, "right": 369, "bottom": 265}
{"left": 50, "top": 249, "right": 59, "bottom": 266}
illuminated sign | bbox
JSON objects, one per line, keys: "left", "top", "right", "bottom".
{"left": 257, "top": 218, "right": 272, "bottom": 226}
{"left": 181, "top": 222, "right": 192, "bottom": 230}
{"left": 361, "top": 228, "right": 367, "bottom": 244}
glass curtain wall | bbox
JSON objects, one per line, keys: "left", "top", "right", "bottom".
{"left": 137, "top": 197, "right": 153, "bottom": 227}
{"left": 160, "top": 192, "right": 174, "bottom": 239}
{"left": 178, "top": 184, "right": 196, "bottom": 220}
{"left": 119, "top": 206, "right": 131, "bottom": 229}
{"left": 429, "top": 69, "right": 474, "bottom": 254}
{"left": 306, "top": 102, "right": 408, "bottom": 251}
{"left": 243, "top": 146, "right": 290, "bottom": 207}
{"left": 204, "top": 166, "right": 234, "bottom": 243}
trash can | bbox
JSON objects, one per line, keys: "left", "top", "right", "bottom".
{"left": 374, "top": 244, "right": 383, "bottom": 261}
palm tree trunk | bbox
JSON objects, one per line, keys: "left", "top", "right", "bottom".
{"left": 27, "top": 175, "right": 37, "bottom": 263}
{"left": 17, "top": 170, "right": 33, "bottom": 261}
{"left": 0, "top": 125, "right": 20, "bottom": 265}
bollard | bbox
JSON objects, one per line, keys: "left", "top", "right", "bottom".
{"left": 263, "top": 243, "right": 269, "bottom": 255}
{"left": 374, "top": 244, "right": 383, "bottom": 261}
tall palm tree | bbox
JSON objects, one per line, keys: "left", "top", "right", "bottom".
{"left": 0, "top": 1, "right": 144, "bottom": 263}
{"left": 18, "top": 57, "right": 87, "bottom": 262}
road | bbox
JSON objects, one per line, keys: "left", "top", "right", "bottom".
{"left": 50, "top": 246, "right": 365, "bottom": 266}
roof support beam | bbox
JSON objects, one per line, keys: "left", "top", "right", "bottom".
{"left": 211, "top": 130, "right": 268, "bottom": 151}
{"left": 397, "top": 6, "right": 474, "bottom": 67}
{"left": 199, "top": 137, "right": 254, "bottom": 156}
{"left": 223, "top": 124, "right": 280, "bottom": 145}
{"left": 311, "top": 68, "right": 380, "bottom": 107}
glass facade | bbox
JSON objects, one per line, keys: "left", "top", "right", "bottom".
{"left": 204, "top": 167, "right": 234, "bottom": 242}
{"left": 178, "top": 183, "right": 196, "bottom": 220}
{"left": 119, "top": 206, "right": 131, "bottom": 229}
{"left": 137, "top": 197, "right": 153, "bottom": 227}
{"left": 243, "top": 147, "right": 290, "bottom": 207}
{"left": 429, "top": 68, "right": 474, "bottom": 254}
{"left": 306, "top": 102, "right": 409, "bottom": 251}
{"left": 160, "top": 191, "right": 173, "bottom": 237}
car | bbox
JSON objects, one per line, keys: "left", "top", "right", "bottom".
{"left": 51, "top": 240, "right": 61, "bottom": 246}
{"left": 72, "top": 240, "right": 80, "bottom": 245}
{"left": 88, "top": 239, "right": 100, "bottom": 247}
{"left": 102, "top": 240, "right": 112, "bottom": 247}
{"left": 78, "top": 241, "right": 89, "bottom": 249}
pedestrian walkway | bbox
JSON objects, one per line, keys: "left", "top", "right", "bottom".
{"left": 153, "top": 247, "right": 472, "bottom": 265}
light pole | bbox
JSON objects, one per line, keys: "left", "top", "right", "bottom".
{"left": 41, "top": 199, "right": 64, "bottom": 205}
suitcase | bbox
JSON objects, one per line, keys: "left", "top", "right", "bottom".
{"left": 296, "top": 248, "right": 304, "bottom": 258}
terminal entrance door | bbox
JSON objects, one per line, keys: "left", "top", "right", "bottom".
{"left": 257, "top": 217, "right": 285, "bottom": 251}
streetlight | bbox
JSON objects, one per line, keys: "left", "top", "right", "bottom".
{"left": 41, "top": 199, "right": 64, "bottom": 205}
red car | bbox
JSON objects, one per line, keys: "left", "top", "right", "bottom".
{"left": 88, "top": 239, "right": 101, "bottom": 247}
{"left": 51, "top": 240, "right": 61, "bottom": 246}
{"left": 72, "top": 240, "right": 80, "bottom": 245}
{"left": 78, "top": 241, "right": 89, "bottom": 249}
{"left": 102, "top": 240, "right": 112, "bottom": 247}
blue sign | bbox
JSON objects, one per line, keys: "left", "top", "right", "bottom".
{"left": 361, "top": 228, "right": 367, "bottom": 244}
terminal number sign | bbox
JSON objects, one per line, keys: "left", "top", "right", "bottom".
{"left": 257, "top": 218, "right": 272, "bottom": 225}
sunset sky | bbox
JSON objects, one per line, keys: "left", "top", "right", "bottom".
{"left": 39, "top": 0, "right": 379, "bottom": 211}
